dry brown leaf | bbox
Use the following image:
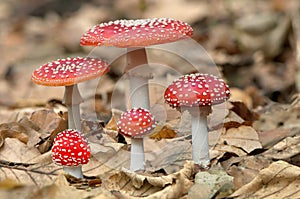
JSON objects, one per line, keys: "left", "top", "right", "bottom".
{"left": 254, "top": 106, "right": 300, "bottom": 131}
{"left": 230, "top": 160, "right": 300, "bottom": 198}
{"left": 144, "top": 138, "right": 191, "bottom": 174}
{"left": 0, "top": 137, "right": 59, "bottom": 186}
{"left": 221, "top": 126, "right": 262, "bottom": 153}
{"left": 229, "top": 88, "right": 253, "bottom": 109}
{"left": 29, "top": 174, "right": 116, "bottom": 199}
{"left": 0, "top": 123, "right": 28, "bottom": 147}
{"left": 229, "top": 101, "right": 259, "bottom": 122}
{"left": 105, "top": 115, "right": 118, "bottom": 131}
{"left": 30, "top": 109, "right": 67, "bottom": 134}
{"left": 223, "top": 156, "right": 271, "bottom": 189}
{"left": 263, "top": 134, "right": 300, "bottom": 160}
{"left": 104, "top": 161, "right": 194, "bottom": 198}
{"left": 149, "top": 124, "right": 177, "bottom": 140}
{"left": 257, "top": 127, "right": 300, "bottom": 148}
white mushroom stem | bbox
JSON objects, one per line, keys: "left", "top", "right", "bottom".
{"left": 130, "top": 138, "right": 145, "bottom": 171}
{"left": 63, "top": 165, "right": 83, "bottom": 179}
{"left": 126, "top": 47, "right": 151, "bottom": 110}
{"left": 63, "top": 84, "right": 83, "bottom": 131}
{"left": 185, "top": 107, "right": 210, "bottom": 167}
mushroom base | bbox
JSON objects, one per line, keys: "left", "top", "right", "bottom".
{"left": 130, "top": 138, "right": 145, "bottom": 171}
{"left": 63, "top": 165, "right": 83, "bottom": 179}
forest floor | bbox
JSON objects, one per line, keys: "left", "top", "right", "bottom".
{"left": 0, "top": 0, "right": 300, "bottom": 198}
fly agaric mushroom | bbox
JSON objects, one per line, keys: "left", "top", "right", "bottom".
{"left": 51, "top": 129, "right": 90, "bottom": 178}
{"left": 117, "top": 107, "right": 156, "bottom": 171}
{"left": 31, "top": 57, "right": 109, "bottom": 131}
{"left": 164, "top": 73, "right": 230, "bottom": 167}
{"left": 80, "top": 18, "right": 193, "bottom": 110}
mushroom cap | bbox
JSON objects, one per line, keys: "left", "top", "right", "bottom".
{"left": 117, "top": 108, "right": 156, "bottom": 138}
{"left": 51, "top": 129, "right": 90, "bottom": 167}
{"left": 164, "top": 73, "right": 230, "bottom": 108}
{"left": 31, "top": 57, "right": 109, "bottom": 86}
{"left": 80, "top": 18, "right": 193, "bottom": 48}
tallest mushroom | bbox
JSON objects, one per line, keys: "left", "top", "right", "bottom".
{"left": 80, "top": 18, "right": 193, "bottom": 110}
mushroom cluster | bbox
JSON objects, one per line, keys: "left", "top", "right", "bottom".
{"left": 31, "top": 17, "right": 231, "bottom": 177}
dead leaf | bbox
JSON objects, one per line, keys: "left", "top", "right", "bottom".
{"left": 105, "top": 115, "right": 118, "bottom": 131}
{"left": 263, "top": 134, "right": 300, "bottom": 161}
{"left": 223, "top": 156, "right": 271, "bottom": 189}
{"left": 230, "top": 101, "right": 259, "bottom": 122}
{"left": 0, "top": 123, "right": 28, "bottom": 147}
{"left": 104, "top": 161, "right": 194, "bottom": 198}
{"left": 144, "top": 138, "right": 191, "bottom": 174}
{"left": 257, "top": 127, "right": 300, "bottom": 148}
{"left": 229, "top": 88, "right": 253, "bottom": 109}
{"left": 30, "top": 109, "right": 67, "bottom": 134}
{"left": 254, "top": 106, "right": 300, "bottom": 131}
{"left": 221, "top": 126, "right": 262, "bottom": 153}
{"left": 149, "top": 125, "right": 177, "bottom": 140}
{"left": 230, "top": 161, "right": 300, "bottom": 198}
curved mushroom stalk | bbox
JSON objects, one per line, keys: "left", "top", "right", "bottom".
{"left": 63, "top": 84, "right": 83, "bottom": 131}
{"left": 127, "top": 47, "right": 152, "bottom": 110}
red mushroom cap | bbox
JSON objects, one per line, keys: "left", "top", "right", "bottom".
{"left": 117, "top": 108, "right": 156, "bottom": 138}
{"left": 164, "top": 73, "right": 230, "bottom": 108}
{"left": 31, "top": 57, "right": 109, "bottom": 86}
{"left": 51, "top": 129, "right": 90, "bottom": 167}
{"left": 80, "top": 18, "right": 193, "bottom": 47}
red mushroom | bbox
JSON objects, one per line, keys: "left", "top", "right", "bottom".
{"left": 164, "top": 73, "right": 230, "bottom": 167}
{"left": 31, "top": 57, "right": 109, "bottom": 130}
{"left": 80, "top": 18, "right": 193, "bottom": 110}
{"left": 117, "top": 107, "right": 156, "bottom": 171}
{"left": 51, "top": 129, "right": 90, "bottom": 178}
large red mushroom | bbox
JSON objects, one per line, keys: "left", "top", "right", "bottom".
{"left": 164, "top": 73, "right": 230, "bottom": 167}
{"left": 31, "top": 57, "right": 109, "bottom": 131}
{"left": 51, "top": 129, "right": 90, "bottom": 178}
{"left": 117, "top": 107, "right": 156, "bottom": 171}
{"left": 80, "top": 18, "right": 193, "bottom": 110}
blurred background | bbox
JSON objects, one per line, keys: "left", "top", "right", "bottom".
{"left": 0, "top": 0, "right": 299, "bottom": 115}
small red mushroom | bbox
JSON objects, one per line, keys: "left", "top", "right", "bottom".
{"left": 31, "top": 57, "right": 109, "bottom": 130}
{"left": 51, "top": 129, "right": 90, "bottom": 178}
{"left": 164, "top": 73, "right": 230, "bottom": 167}
{"left": 117, "top": 107, "right": 156, "bottom": 171}
{"left": 80, "top": 18, "right": 193, "bottom": 110}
